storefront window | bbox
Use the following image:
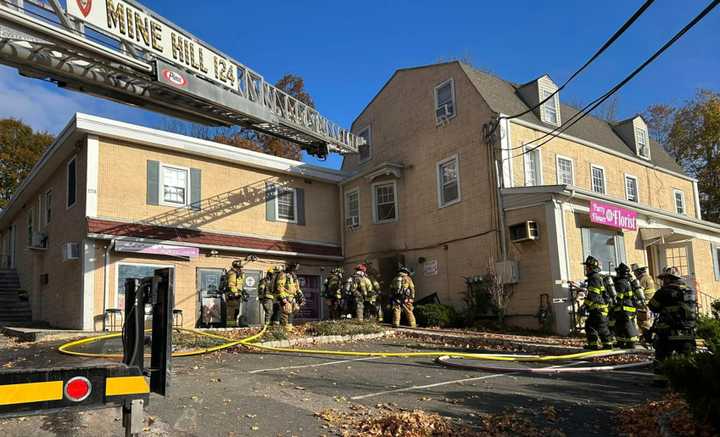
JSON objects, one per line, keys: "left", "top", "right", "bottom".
{"left": 581, "top": 228, "right": 626, "bottom": 273}
{"left": 116, "top": 263, "right": 174, "bottom": 309}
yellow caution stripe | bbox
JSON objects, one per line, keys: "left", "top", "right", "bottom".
{"left": 105, "top": 376, "right": 149, "bottom": 397}
{"left": 0, "top": 381, "right": 63, "bottom": 406}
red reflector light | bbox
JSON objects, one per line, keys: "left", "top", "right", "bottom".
{"left": 64, "top": 376, "right": 92, "bottom": 402}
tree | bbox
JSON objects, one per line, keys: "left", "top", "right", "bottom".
{"left": 0, "top": 119, "right": 54, "bottom": 209}
{"left": 159, "top": 73, "right": 315, "bottom": 160}
{"left": 645, "top": 90, "right": 720, "bottom": 222}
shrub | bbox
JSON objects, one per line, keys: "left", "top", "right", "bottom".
{"left": 664, "top": 352, "right": 720, "bottom": 432}
{"left": 697, "top": 316, "right": 720, "bottom": 352}
{"left": 415, "top": 304, "right": 459, "bottom": 328}
{"left": 307, "top": 320, "right": 384, "bottom": 337}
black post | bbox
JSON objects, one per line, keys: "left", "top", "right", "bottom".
{"left": 123, "top": 278, "right": 144, "bottom": 370}
{"left": 150, "top": 268, "right": 173, "bottom": 396}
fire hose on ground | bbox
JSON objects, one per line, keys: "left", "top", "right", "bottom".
{"left": 58, "top": 325, "right": 653, "bottom": 372}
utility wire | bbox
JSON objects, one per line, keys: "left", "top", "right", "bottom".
{"left": 488, "top": 0, "right": 656, "bottom": 136}
{"left": 506, "top": 0, "right": 719, "bottom": 160}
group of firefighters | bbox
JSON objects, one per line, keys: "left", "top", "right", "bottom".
{"left": 577, "top": 255, "right": 697, "bottom": 384}
{"left": 224, "top": 260, "right": 417, "bottom": 330}
{"left": 321, "top": 263, "right": 417, "bottom": 328}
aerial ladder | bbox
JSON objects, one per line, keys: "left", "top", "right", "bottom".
{"left": 0, "top": 0, "right": 364, "bottom": 158}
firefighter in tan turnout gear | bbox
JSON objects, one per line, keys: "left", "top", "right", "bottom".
{"left": 348, "top": 264, "right": 375, "bottom": 321}
{"left": 632, "top": 263, "right": 657, "bottom": 335}
{"left": 225, "top": 260, "right": 248, "bottom": 326}
{"left": 258, "top": 268, "right": 280, "bottom": 325}
{"left": 391, "top": 266, "right": 417, "bottom": 328}
{"left": 275, "top": 263, "right": 302, "bottom": 329}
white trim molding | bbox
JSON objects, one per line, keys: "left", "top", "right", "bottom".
{"left": 66, "top": 155, "right": 78, "bottom": 210}
{"left": 82, "top": 239, "right": 96, "bottom": 330}
{"left": 436, "top": 154, "right": 462, "bottom": 208}
{"left": 693, "top": 181, "right": 702, "bottom": 220}
{"left": 159, "top": 163, "right": 191, "bottom": 208}
{"left": 85, "top": 135, "right": 99, "bottom": 217}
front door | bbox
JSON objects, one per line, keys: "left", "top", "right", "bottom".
{"left": 295, "top": 275, "right": 321, "bottom": 320}
{"left": 659, "top": 242, "right": 695, "bottom": 285}
{"left": 241, "top": 270, "right": 261, "bottom": 325}
{"left": 197, "top": 268, "right": 225, "bottom": 327}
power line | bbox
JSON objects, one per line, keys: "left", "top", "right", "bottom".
{"left": 507, "top": 0, "right": 719, "bottom": 160}
{"left": 487, "top": 0, "right": 656, "bottom": 136}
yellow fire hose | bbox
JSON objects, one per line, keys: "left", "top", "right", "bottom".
{"left": 58, "top": 325, "right": 643, "bottom": 363}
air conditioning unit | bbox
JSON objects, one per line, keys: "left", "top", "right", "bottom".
{"left": 436, "top": 104, "right": 453, "bottom": 122}
{"left": 63, "top": 242, "right": 81, "bottom": 261}
{"left": 345, "top": 216, "right": 359, "bottom": 229}
{"left": 31, "top": 232, "right": 48, "bottom": 249}
{"left": 495, "top": 260, "right": 520, "bottom": 285}
{"left": 509, "top": 221, "right": 539, "bottom": 243}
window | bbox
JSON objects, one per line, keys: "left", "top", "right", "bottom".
{"left": 373, "top": 181, "right": 397, "bottom": 223}
{"left": 625, "top": 175, "right": 639, "bottom": 203}
{"left": 712, "top": 244, "right": 720, "bottom": 282}
{"left": 556, "top": 155, "right": 574, "bottom": 185}
{"left": 160, "top": 165, "right": 189, "bottom": 206}
{"left": 673, "top": 190, "right": 686, "bottom": 215}
{"left": 434, "top": 79, "right": 456, "bottom": 122}
{"left": 665, "top": 245, "right": 689, "bottom": 277}
{"left": 582, "top": 228, "right": 626, "bottom": 273}
{"left": 437, "top": 155, "right": 461, "bottom": 207}
{"left": 523, "top": 147, "right": 542, "bottom": 186}
{"left": 27, "top": 208, "right": 34, "bottom": 246}
{"left": 66, "top": 156, "right": 77, "bottom": 208}
{"left": 635, "top": 127, "right": 650, "bottom": 159}
{"left": 43, "top": 190, "right": 52, "bottom": 226}
{"left": 357, "top": 127, "right": 371, "bottom": 163}
{"left": 116, "top": 263, "right": 174, "bottom": 309}
{"left": 276, "top": 187, "right": 297, "bottom": 222}
{"left": 345, "top": 189, "right": 360, "bottom": 227}
{"left": 590, "top": 165, "right": 606, "bottom": 194}
{"left": 540, "top": 87, "right": 560, "bottom": 126}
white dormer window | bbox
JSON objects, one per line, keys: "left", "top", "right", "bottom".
{"left": 635, "top": 127, "right": 650, "bottom": 159}
{"left": 540, "top": 87, "right": 560, "bottom": 126}
{"left": 434, "top": 79, "right": 456, "bottom": 123}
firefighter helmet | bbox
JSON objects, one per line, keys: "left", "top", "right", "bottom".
{"left": 658, "top": 266, "right": 682, "bottom": 280}
{"left": 615, "top": 263, "right": 631, "bottom": 277}
{"left": 398, "top": 266, "right": 411, "bottom": 275}
{"left": 232, "top": 260, "right": 243, "bottom": 269}
{"left": 582, "top": 256, "right": 601, "bottom": 273}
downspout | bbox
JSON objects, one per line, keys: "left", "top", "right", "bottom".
{"left": 492, "top": 116, "right": 508, "bottom": 260}
{"left": 103, "top": 239, "right": 115, "bottom": 329}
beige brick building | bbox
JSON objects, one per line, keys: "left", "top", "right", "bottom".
{"left": 1, "top": 62, "right": 719, "bottom": 334}
{"left": 341, "top": 61, "right": 720, "bottom": 334}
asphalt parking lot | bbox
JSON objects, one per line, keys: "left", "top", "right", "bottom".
{"left": 0, "top": 335, "right": 663, "bottom": 436}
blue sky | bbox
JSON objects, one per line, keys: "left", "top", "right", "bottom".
{"left": 1, "top": 0, "right": 718, "bottom": 169}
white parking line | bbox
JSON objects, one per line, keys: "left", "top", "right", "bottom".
{"left": 249, "top": 357, "right": 381, "bottom": 374}
{"left": 350, "top": 361, "right": 584, "bottom": 400}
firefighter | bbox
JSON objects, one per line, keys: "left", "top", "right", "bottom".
{"left": 276, "top": 263, "right": 302, "bottom": 330}
{"left": 581, "top": 256, "right": 614, "bottom": 350}
{"left": 258, "top": 268, "right": 279, "bottom": 326}
{"left": 365, "top": 262, "right": 384, "bottom": 322}
{"left": 648, "top": 266, "right": 697, "bottom": 386}
{"left": 322, "top": 267, "right": 345, "bottom": 320}
{"left": 390, "top": 266, "right": 417, "bottom": 328}
{"left": 349, "top": 264, "right": 375, "bottom": 321}
{"left": 612, "top": 263, "right": 642, "bottom": 348}
{"left": 226, "top": 260, "right": 248, "bottom": 326}
{"left": 632, "top": 263, "right": 657, "bottom": 334}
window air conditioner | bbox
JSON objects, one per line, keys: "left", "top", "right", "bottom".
{"left": 63, "top": 242, "right": 81, "bottom": 260}
{"left": 436, "top": 104, "right": 452, "bottom": 121}
{"left": 509, "top": 221, "right": 539, "bottom": 243}
{"left": 345, "top": 216, "right": 359, "bottom": 229}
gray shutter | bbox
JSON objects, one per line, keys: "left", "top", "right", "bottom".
{"left": 712, "top": 243, "right": 720, "bottom": 281}
{"left": 296, "top": 188, "right": 306, "bottom": 226}
{"left": 615, "top": 234, "right": 627, "bottom": 265}
{"left": 580, "top": 228, "right": 591, "bottom": 260}
{"left": 190, "top": 168, "right": 202, "bottom": 211}
{"left": 147, "top": 160, "right": 159, "bottom": 205}
{"left": 265, "top": 182, "right": 277, "bottom": 222}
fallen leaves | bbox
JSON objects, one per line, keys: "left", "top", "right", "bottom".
{"left": 615, "top": 393, "right": 716, "bottom": 437}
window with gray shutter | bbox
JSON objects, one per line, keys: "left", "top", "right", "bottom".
{"left": 190, "top": 168, "right": 202, "bottom": 211}
{"left": 147, "top": 160, "right": 160, "bottom": 205}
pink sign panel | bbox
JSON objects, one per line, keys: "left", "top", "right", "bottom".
{"left": 590, "top": 201, "right": 637, "bottom": 231}
{"left": 115, "top": 241, "right": 200, "bottom": 258}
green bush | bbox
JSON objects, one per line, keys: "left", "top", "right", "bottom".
{"left": 697, "top": 316, "right": 720, "bottom": 352}
{"left": 415, "top": 304, "right": 459, "bottom": 328}
{"left": 664, "top": 352, "right": 720, "bottom": 432}
{"left": 307, "top": 320, "right": 384, "bottom": 337}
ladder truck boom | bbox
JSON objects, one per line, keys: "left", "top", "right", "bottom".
{"left": 0, "top": 0, "right": 363, "bottom": 157}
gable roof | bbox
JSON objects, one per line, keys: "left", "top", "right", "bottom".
{"left": 458, "top": 62, "right": 685, "bottom": 174}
